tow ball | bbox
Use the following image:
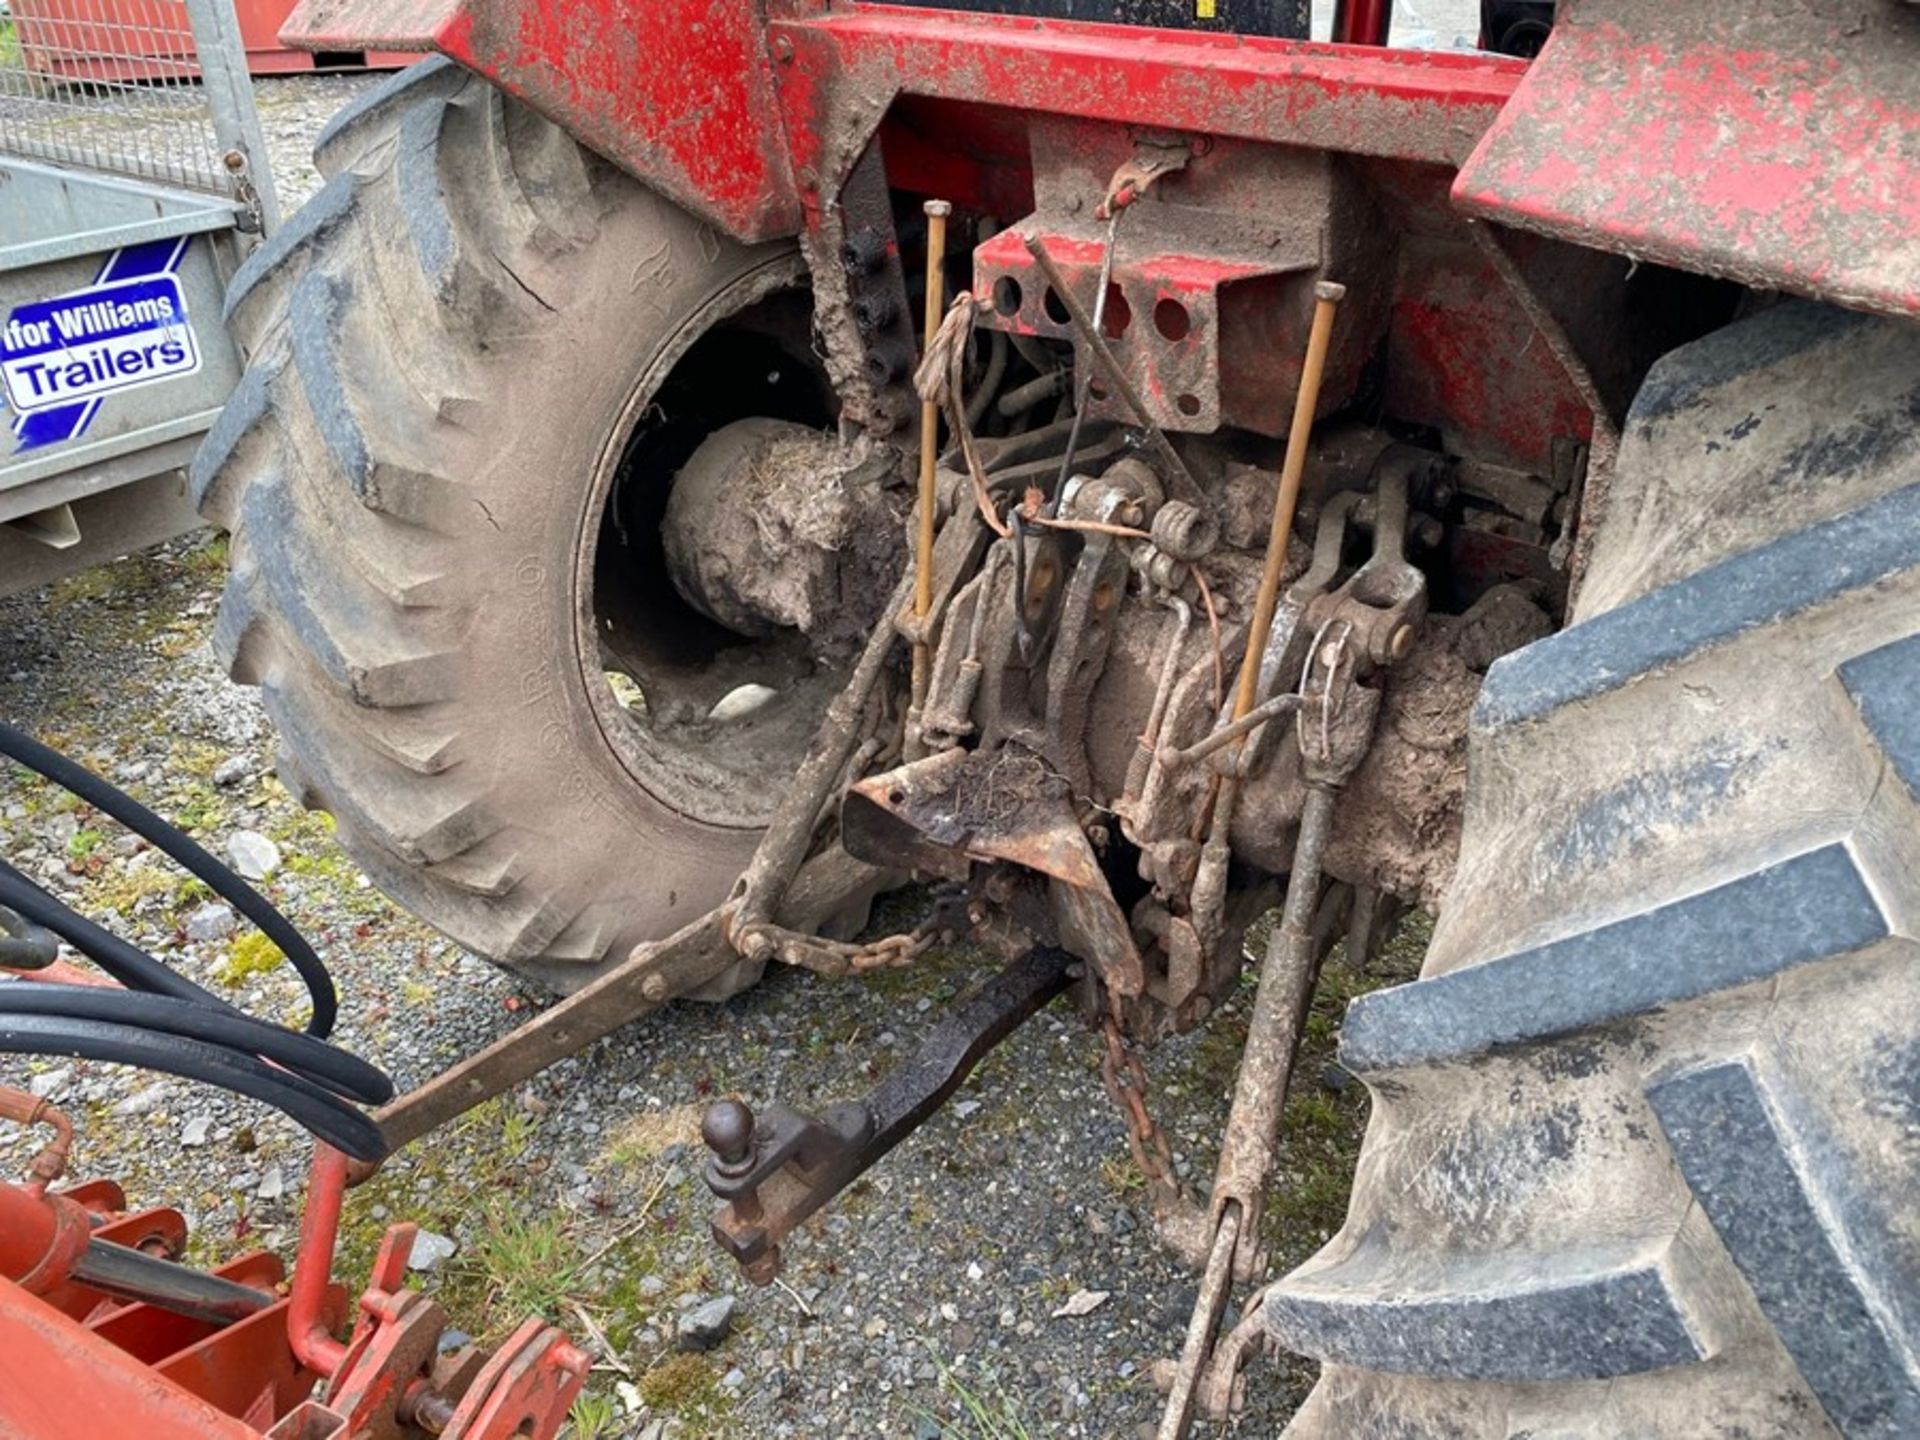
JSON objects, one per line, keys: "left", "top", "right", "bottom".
{"left": 701, "top": 945, "right": 1078, "bottom": 1283}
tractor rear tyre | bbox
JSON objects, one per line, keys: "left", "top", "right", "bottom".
{"left": 193, "top": 62, "right": 858, "bottom": 993}
{"left": 1267, "top": 301, "right": 1920, "bottom": 1436}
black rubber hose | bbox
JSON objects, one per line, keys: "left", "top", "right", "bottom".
{"left": 0, "top": 860, "right": 226, "bottom": 1010}
{"left": 0, "top": 903, "right": 58, "bottom": 971}
{"left": 0, "top": 1014, "right": 386, "bottom": 1161}
{"left": 0, "top": 720, "right": 337, "bottom": 1036}
{"left": 0, "top": 988, "right": 391, "bottom": 1106}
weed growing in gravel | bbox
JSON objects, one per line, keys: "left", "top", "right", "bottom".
{"left": 915, "top": 1352, "right": 1038, "bottom": 1439}
{"left": 468, "top": 1203, "right": 584, "bottom": 1318}
{"left": 45, "top": 569, "right": 117, "bottom": 609}
{"left": 563, "top": 1390, "right": 620, "bottom": 1439}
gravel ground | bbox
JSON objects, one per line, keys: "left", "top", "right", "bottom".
{"left": 0, "top": 40, "right": 1451, "bottom": 1440}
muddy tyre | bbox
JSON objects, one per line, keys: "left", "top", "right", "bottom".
{"left": 193, "top": 62, "right": 854, "bottom": 993}
{"left": 1267, "top": 302, "right": 1920, "bottom": 1436}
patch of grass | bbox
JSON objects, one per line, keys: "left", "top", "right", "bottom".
{"left": 65, "top": 827, "right": 104, "bottom": 861}
{"left": 0, "top": 21, "right": 20, "bottom": 69}
{"left": 601, "top": 1105, "right": 701, "bottom": 1171}
{"left": 180, "top": 533, "right": 230, "bottom": 580}
{"left": 45, "top": 568, "right": 117, "bottom": 609}
{"left": 468, "top": 1204, "right": 582, "bottom": 1320}
{"left": 916, "top": 1354, "right": 1038, "bottom": 1440}
{"left": 1259, "top": 910, "right": 1433, "bottom": 1273}
{"left": 563, "top": 1390, "right": 620, "bottom": 1440}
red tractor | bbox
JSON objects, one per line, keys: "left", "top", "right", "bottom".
{"left": 11, "top": 0, "right": 1917, "bottom": 1435}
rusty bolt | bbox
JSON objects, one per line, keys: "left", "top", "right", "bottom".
{"left": 400, "top": 1386, "right": 456, "bottom": 1434}
{"left": 771, "top": 34, "right": 795, "bottom": 63}
{"left": 642, "top": 973, "right": 670, "bottom": 1003}
{"left": 222, "top": 149, "right": 246, "bottom": 173}
{"left": 743, "top": 1251, "right": 783, "bottom": 1286}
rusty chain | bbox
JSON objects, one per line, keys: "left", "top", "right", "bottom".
{"left": 770, "top": 925, "right": 941, "bottom": 977}
{"left": 1099, "top": 987, "right": 1192, "bottom": 1216}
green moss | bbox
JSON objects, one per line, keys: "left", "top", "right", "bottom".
{"left": 218, "top": 931, "right": 285, "bottom": 987}
{"left": 80, "top": 859, "right": 181, "bottom": 917}
{"left": 636, "top": 1354, "right": 720, "bottom": 1412}
{"left": 65, "top": 827, "right": 104, "bottom": 860}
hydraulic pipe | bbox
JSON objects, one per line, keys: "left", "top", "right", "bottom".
{"left": 0, "top": 1086, "right": 71, "bottom": 1195}
{"left": 1229, "top": 282, "right": 1344, "bottom": 729}
{"left": 911, "top": 199, "right": 952, "bottom": 721}
{"left": 68, "top": 1239, "right": 275, "bottom": 1326}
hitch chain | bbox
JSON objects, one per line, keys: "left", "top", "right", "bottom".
{"left": 784, "top": 925, "right": 940, "bottom": 977}
{"left": 1098, "top": 990, "right": 1191, "bottom": 1218}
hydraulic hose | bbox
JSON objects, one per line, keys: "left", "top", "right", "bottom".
{"left": 0, "top": 903, "right": 57, "bottom": 971}
{"left": 0, "top": 720, "right": 336, "bottom": 1036}
{"left": 0, "top": 987, "right": 390, "bottom": 1106}
{"left": 0, "top": 860, "right": 228, "bottom": 1011}
{"left": 0, "top": 1015, "right": 386, "bottom": 1160}
{"left": 0, "top": 723, "right": 390, "bottom": 1160}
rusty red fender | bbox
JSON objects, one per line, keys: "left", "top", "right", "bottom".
{"left": 282, "top": 0, "right": 809, "bottom": 240}
{"left": 1454, "top": 0, "right": 1920, "bottom": 319}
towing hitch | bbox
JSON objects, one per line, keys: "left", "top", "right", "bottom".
{"left": 700, "top": 945, "right": 1078, "bottom": 1283}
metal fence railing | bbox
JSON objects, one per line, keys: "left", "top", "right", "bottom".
{"left": 0, "top": 0, "right": 278, "bottom": 226}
